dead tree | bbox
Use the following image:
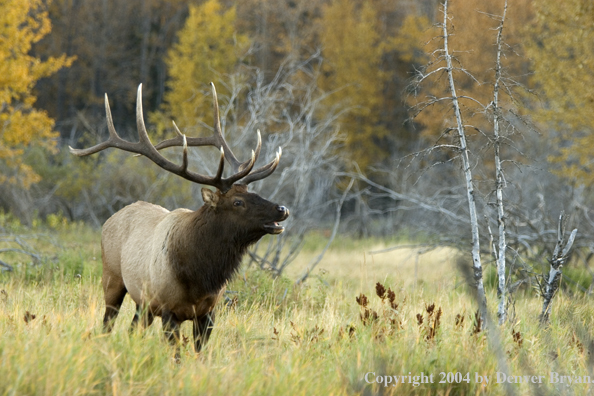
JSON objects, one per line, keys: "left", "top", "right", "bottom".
{"left": 413, "top": 0, "right": 489, "bottom": 317}
{"left": 491, "top": 0, "right": 509, "bottom": 325}
{"left": 295, "top": 177, "right": 354, "bottom": 284}
{"left": 539, "top": 212, "right": 577, "bottom": 324}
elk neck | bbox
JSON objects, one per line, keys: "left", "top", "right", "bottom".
{"left": 166, "top": 205, "right": 259, "bottom": 297}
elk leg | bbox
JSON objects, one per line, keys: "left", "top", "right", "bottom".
{"left": 130, "top": 304, "right": 154, "bottom": 332}
{"left": 193, "top": 311, "right": 215, "bottom": 353}
{"left": 102, "top": 281, "right": 127, "bottom": 333}
{"left": 130, "top": 304, "right": 140, "bottom": 330}
{"left": 162, "top": 310, "right": 181, "bottom": 361}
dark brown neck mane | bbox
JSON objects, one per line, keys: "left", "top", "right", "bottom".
{"left": 166, "top": 206, "right": 264, "bottom": 299}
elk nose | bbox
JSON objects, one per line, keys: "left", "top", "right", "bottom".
{"left": 276, "top": 205, "right": 288, "bottom": 214}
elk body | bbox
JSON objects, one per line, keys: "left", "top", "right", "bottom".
{"left": 70, "top": 83, "right": 289, "bottom": 354}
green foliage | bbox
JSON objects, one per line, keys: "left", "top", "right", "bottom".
{"left": 482, "top": 259, "right": 592, "bottom": 298}
{"left": 561, "top": 266, "right": 592, "bottom": 294}
{"left": 229, "top": 267, "right": 295, "bottom": 308}
{"left": 0, "top": 211, "right": 23, "bottom": 233}
{"left": 150, "top": 0, "right": 250, "bottom": 135}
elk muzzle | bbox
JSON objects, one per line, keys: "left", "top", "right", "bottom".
{"left": 263, "top": 206, "right": 289, "bottom": 235}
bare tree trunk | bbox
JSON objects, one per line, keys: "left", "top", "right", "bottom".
{"left": 540, "top": 212, "right": 577, "bottom": 324}
{"left": 442, "top": 0, "right": 488, "bottom": 317}
{"left": 493, "top": 1, "right": 508, "bottom": 325}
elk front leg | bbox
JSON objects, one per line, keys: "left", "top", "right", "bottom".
{"left": 193, "top": 311, "right": 215, "bottom": 353}
{"left": 162, "top": 310, "right": 181, "bottom": 361}
{"left": 102, "top": 280, "right": 127, "bottom": 333}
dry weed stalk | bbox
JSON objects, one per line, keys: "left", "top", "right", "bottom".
{"left": 356, "top": 282, "right": 405, "bottom": 340}
{"left": 471, "top": 309, "right": 483, "bottom": 336}
{"left": 416, "top": 303, "right": 443, "bottom": 342}
{"left": 455, "top": 312, "right": 465, "bottom": 330}
{"left": 289, "top": 321, "right": 324, "bottom": 346}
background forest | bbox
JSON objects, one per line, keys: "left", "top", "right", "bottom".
{"left": 1, "top": 0, "right": 594, "bottom": 276}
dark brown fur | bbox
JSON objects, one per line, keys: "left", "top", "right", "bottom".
{"left": 168, "top": 185, "right": 285, "bottom": 299}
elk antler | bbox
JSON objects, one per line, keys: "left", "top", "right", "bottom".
{"left": 69, "top": 83, "right": 281, "bottom": 192}
{"left": 152, "top": 83, "right": 281, "bottom": 186}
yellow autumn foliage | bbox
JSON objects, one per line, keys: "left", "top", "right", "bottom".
{"left": 318, "top": 0, "right": 430, "bottom": 169}
{"left": 318, "top": 0, "right": 390, "bottom": 169}
{"left": 411, "top": 0, "right": 532, "bottom": 143}
{"left": 0, "top": 0, "right": 73, "bottom": 188}
{"left": 150, "top": 0, "right": 249, "bottom": 136}
{"left": 390, "top": 14, "right": 431, "bottom": 65}
{"left": 525, "top": 0, "right": 594, "bottom": 185}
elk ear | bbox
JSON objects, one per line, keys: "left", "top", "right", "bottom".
{"left": 201, "top": 188, "right": 219, "bottom": 207}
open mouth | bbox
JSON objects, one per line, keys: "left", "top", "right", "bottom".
{"left": 263, "top": 222, "right": 285, "bottom": 234}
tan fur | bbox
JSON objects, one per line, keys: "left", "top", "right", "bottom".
{"left": 101, "top": 201, "right": 221, "bottom": 321}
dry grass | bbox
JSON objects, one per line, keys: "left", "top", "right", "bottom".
{"left": 2, "top": 223, "right": 594, "bottom": 395}
{"left": 286, "top": 241, "right": 458, "bottom": 290}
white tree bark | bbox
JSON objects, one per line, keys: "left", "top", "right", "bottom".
{"left": 540, "top": 212, "right": 577, "bottom": 323}
{"left": 442, "top": 0, "right": 488, "bottom": 317}
{"left": 493, "top": 1, "right": 508, "bottom": 325}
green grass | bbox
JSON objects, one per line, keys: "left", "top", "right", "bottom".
{"left": 2, "top": 221, "right": 594, "bottom": 395}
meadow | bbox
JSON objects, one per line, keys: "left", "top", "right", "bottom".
{"left": 1, "top": 217, "right": 594, "bottom": 395}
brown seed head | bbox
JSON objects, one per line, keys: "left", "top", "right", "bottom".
{"left": 375, "top": 282, "right": 386, "bottom": 300}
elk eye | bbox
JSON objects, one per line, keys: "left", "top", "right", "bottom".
{"left": 233, "top": 200, "right": 244, "bottom": 207}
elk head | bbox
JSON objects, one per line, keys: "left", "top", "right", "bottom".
{"left": 202, "top": 184, "right": 288, "bottom": 238}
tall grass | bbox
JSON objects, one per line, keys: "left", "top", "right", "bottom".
{"left": 1, "top": 221, "right": 594, "bottom": 395}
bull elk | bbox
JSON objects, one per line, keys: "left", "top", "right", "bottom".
{"left": 70, "top": 83, "right": 289, "bottom": 354}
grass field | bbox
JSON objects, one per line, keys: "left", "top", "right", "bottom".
{"left": 2, "top": 218, "right": 594, "bottom": 395}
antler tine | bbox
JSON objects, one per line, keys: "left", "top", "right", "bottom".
{"left": 105, "top": 93, "right": 120, "bottom": 139}
{"left": 239, "top": 130, "right": 262, "bottom": 172}
{"left": 240, "top": 147, "right": 282, "bottom": 185}
{"left": 255, "top": 130, "right": 262, "bottom": 159}
{"left": 172, "top": 120, "right": 183, "bottom": 137}
{"left": 225, "top": 150, "right": 256, "bottom": 186}
{"left": 69, "top": 92, "right": 131, "bottom": 157}
{"left": 180, "top": 134, "right": 188, "bottom": 172}
{"left": 210, "top": 82, "right": 245, "bottom": 173}
{"left": 213, "top": 147, "right": 225, "bottom": 182}
{"left": 170, "top": 120, "right": 226, "bottom": 189}
{"left": 136, "top": 84, "right": 157, "bottom": 148}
